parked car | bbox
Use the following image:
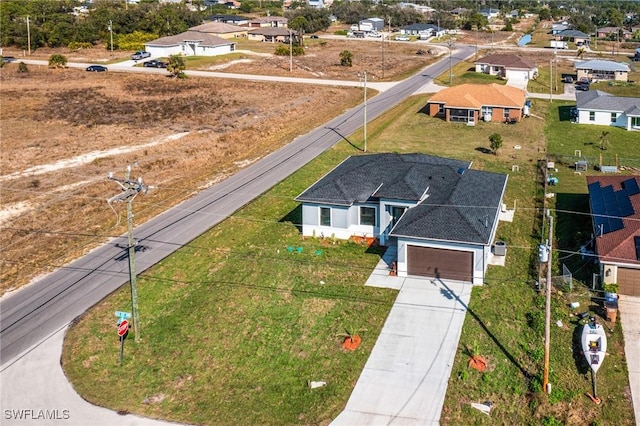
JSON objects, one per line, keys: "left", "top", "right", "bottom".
{"left": 1, "top": 56, "right": 16, "bottom": 63}
{"left": 131, "top": 51, "right": 151, "bottom": 61}
{"left": 86, "top": 65, "right": 108, "bottom": 72}
{"left": 310, "top": 35, "right": 319, "bottom": 39}
{"left": 143, "top": 59, "right": 167, "bottom": 68}
{"left": 578, "top": 77, "right": 590, "bottom": 84}
{"left": 575, "top": 83, "right": 589, "bottom": 91}
{"left": 395, "top": 35, "right": 410, "bottom": 41}
{"left": 564, "top": 76, "right": 573, "bottom": 83}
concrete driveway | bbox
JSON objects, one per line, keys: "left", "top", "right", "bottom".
{"left": 619, "top": 296, "right": 640, "bottom": 426}
{"left": 332, "top": 247, "right": 471, "bottom": 425}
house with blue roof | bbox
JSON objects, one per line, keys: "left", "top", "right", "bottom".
{"left": 295, "top": 153, "right": 508, "bottom": 283}
{"left": 575, "top": 60, "right": 630, "bottom": 82}
{"left": 575, "top": 90, "right": 640, "bottom": 131}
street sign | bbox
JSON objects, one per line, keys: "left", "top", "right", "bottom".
{"left": 118, "top": 319, "right": 129, "bottom": 337}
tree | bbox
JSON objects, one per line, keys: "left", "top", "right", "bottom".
{"left": 339, "top": 50, "right": 353, "bottom": 67}
{"left": 288, "top": 16, "right": 309, "bottom": 48}
{"left": 166, "top": 54, "right": 186, "bottom": 78}
{"left": 48, "top": 53, "right": 67, "bottom": 68}
{"left": 489, "top": 133, "right": 503, "bottom": 155}
{"left": 17, "top": 61, "right": 28, "bottom": 73}
{"left": 577, "top": 47, "right": 586, "bottom": 59}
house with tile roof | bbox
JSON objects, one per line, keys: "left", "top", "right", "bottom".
{"left": 587, "top": 176, "right": 640, "bottom": 296}
{"left": 144, "top": 30, "right": 236, "bottom": 58}
{"left": 295, "top": 153, "right": 508, "bottom": 283}
{"left": 426, "top": 83, "right": 527, "bottom": 124}
{"left": 474, "top": 54, "right": 538, "bottom": 80}
{"left": 575, "top": 60, "right": 630, "bottom": 82}
{"left": 575, "top": 91, "right": 640, "bottom": 131}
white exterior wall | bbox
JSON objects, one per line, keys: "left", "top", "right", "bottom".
{"left": 145, "top": 45, "right": 182, "bottom": 57}
{"left": 300, "top": 203, "right": 379, "bottom": 240}
{"left": 577, "top": 109, "right": 627, "bottom": 129}
{"left": 145, "top": 43, "right": 234, "bottom": 58}
{"left": 395, "top": 238, "right": 487, "bottom": 285}
{"left": 505, "top": 69, "right": 533, "bottom": 80}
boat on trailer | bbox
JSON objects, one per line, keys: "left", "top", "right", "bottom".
{"left": 581, "top": 316, "right": 607, "bottom": 403}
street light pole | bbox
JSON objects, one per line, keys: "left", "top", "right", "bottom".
{"left": 289, "top": 30, "right": 293, "bottom": 73}
{"left": 108, "top": 20, "right": 114, "bottom": 56}
{"left": 447, "top": 39, "right": 454, "bottom": 85}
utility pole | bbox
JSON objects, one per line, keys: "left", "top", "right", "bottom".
{"left": 381, "top": 31, "right": 385, "bottom": 79}
{"left": 108, "top": 165, "right": 149, "bottom": 343}
{"left": 26, "top": 15, "right": 31, "bottom": 56}
{"left": 543, "top": 212, "right": 553, "bottom": 394}
{"left": 108, "top": 20, "right": 114, "bottom": 56}
{"left": 358, "top": 71, "right": 367, "bottom": 152}
{"left": 289, "top": 30, "right": 293, "bottom": 72}
{"left": 549, "top": 58, "right": 553, "bottom": 103}
{"left": 447, "top": 39, "right": 454, "bottom": 85}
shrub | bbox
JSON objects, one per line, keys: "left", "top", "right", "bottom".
{"left": 68, "top": 42, "right": 93, "bottom": 51}
{"left": 340, "top": 50, "right": 353, "bottom": 67}
{"left": 274, "top": 45, "right": 305, "bottom": 56}
{"left": 48, "top": 54, "right": 67, "bottom": 69}
{"left": 18, "top": 61, "right": 28, "bottom": 73}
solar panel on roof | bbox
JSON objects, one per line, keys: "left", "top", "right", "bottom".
{"left": 622, "top": 178, "right": 640, "bottom": 196}
{"left": 608, "top": 218, "right": 624, "bottom": 233}
{"left": 616, "top": 189, "right": 635, "bottom": 217}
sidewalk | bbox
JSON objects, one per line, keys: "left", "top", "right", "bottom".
{"left": 618, "top": 296, "right": 640, "bottom": 426}
{"left": 331, "top": 247, "right": 471, "bottom": 425}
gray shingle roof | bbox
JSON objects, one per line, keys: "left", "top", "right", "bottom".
{"left": 295, "top": 154, "right": 470, "bottom": 205}
{"left": 577, "top": 90, "right": 640, "bottom": 114}
{"left": 475, "top": 54, "right": 535, "bottom": 70}
{"left": 146, "top": 30, "right": 234, "bottom": 47}
{"left": 557, "top": 29, "right": 589, "bottom": 38}
{"left": 390, "top": 168, "right": 507, "bottom": 244}
{"left": 575, "top": 60, "right": 630, "bottom": 72}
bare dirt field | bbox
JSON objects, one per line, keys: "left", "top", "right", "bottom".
{"left": 0, "top": 39, "right": 438, "bottom": 294}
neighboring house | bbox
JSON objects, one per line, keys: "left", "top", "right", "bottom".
{"left": 246, "top": 16, "right": 288, "bottom": 28}
{"left": 308, "top": 0, "right": 325, "bottom": 8}
{"left": 575, "top": 60, "right": 630, "bottom": 82}
{"left": 248, "top": 27, "right": 292, "bottom": 42}
{"left": 426, "top": 83, "right": 527, "bottom": 124}
{"left": 479, "top": 8, "right": 500, "bottom": 19}
{"left": 295, "top": 153, "right": 508, "bottom": 283}
{"left": 359, "top": 17, "right": 385, "bottom": 32}
{"left": 189, "top": 21, "right": 248, "bottom": 39}
{"left": 587, "top": 176, "right": 640, "bottom": 296}
{"left": 205, "top": 14, "right": 250, "bottom": 26}
{"left": 400, "top": 23, "right": 445, "bottom": 38}
{"left": 597, "top": 27, "right": 633, "bottom": 39}
{"left": 474, "top": 54, "right": 537, "bottom": 80}
{"left": 551, "top": 22, "right": 570, "bottom": 35}
{"left": 449, "top": 7, "right": 468, "bottom": 16}
{"left": 575, "top": 90, "right": 640, "bottom": 131}
{"left": 555, "top": 29, "right": 590, "bottom": 45}
{"left": 144, "top": 31, "right": 236, "bottom": 58}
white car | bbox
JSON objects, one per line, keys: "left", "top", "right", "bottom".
{"left": 367, "top": 32, "right": 382, "bottom": 38}
{"left": 395, "top": 35, "right": 410, "bottom": 41}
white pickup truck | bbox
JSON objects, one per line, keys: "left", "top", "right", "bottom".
{"left": 131, "top": 51, "right": 151, "bottom": 60}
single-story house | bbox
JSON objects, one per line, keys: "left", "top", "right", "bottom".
{"left": 245, "top": 16, "right": 288, "bottom": 28}
{"left": 587, "top": 176, "right": 640, "bottom": 296}
{"left": 479, "top": 8, "right": 500, "bottom": 19}
{"left": 575, "top": 60, "right": 630, "bottom": 82}
{"left": 551, "top": 22, "right": 570, "bottom": 35}
{"left": 247, "top": 27, "right": 292, "bottom": 42}
{"left": 555, "top": 29, "right": 590, "bottom": 45}
{"left": 426, "top": 83, "right": 527, "bottom": 124}
{"left": 474, "top": 54, "right": 537, "bottom": 80}
{"left": 295, "top": 153, "right": 508, "bottom": 284}
{"left": 574, "top": 90, "right": 640, "bottom": 131}
{"left": 144, "top": 31, "right": 236, "bottom": 58}
{"left": 400, "top": 23, "right": 445, "bottom": 38}
{"left": 359, "top": 17, "right": 385, "bottom": 32}
{"left": 189, "top": 21, "right": 248, "bottom": 39}
{"left": 205, "top": 14, "right": 250, "bottom": 26}
{"left": 596, "top": 27, "right": 633, "bottom": 40}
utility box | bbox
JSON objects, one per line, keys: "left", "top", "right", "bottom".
{"left": 494, "top": 241, "right": 507, "bottom": 256}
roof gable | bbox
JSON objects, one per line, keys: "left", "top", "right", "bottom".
{"left": 575, "top": 60, "right": 630, "bottom": 72}
{"left": 577, "top": 90, "right": 640, "bottom": 113}
{"left": 146, "top": 31, "right": 235, "bottom": 47}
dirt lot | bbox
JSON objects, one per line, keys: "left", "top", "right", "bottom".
{"left": 0, "top": 39, "right": 441, "bottom": 294}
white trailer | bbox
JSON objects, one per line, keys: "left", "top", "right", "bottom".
{"left": 550, "top": 40, "right": 568, "bottom": 49}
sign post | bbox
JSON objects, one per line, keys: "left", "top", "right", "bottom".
{"left": 118, "top": 319, "right": 129, "bottom": 366}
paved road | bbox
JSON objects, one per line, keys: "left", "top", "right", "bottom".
{"left": 0, "top": 45, "right": 476, "bottom": 367}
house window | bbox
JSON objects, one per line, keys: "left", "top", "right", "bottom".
{"left": 611, "top": 112, "right": 617, "bottom": 123}
{"left": 632, "top": 117, "right": 640, "bottom": 128}
{"left": 504, "top": 109, "right": 510, "bottom": 119}
{"left": 438, "top": 104, "right": 444, "bottom": 115}
{"left": 481, "top": 106, "right": 493, "bottom": 116}
{"left": 589, "top": 111, "right": 595, "bottom": 121}
{"left": 320, "top": 207, "right": 331, "bottom": 227}
{"left": 360, "top": 207, "right": 376, "bottom": 226}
